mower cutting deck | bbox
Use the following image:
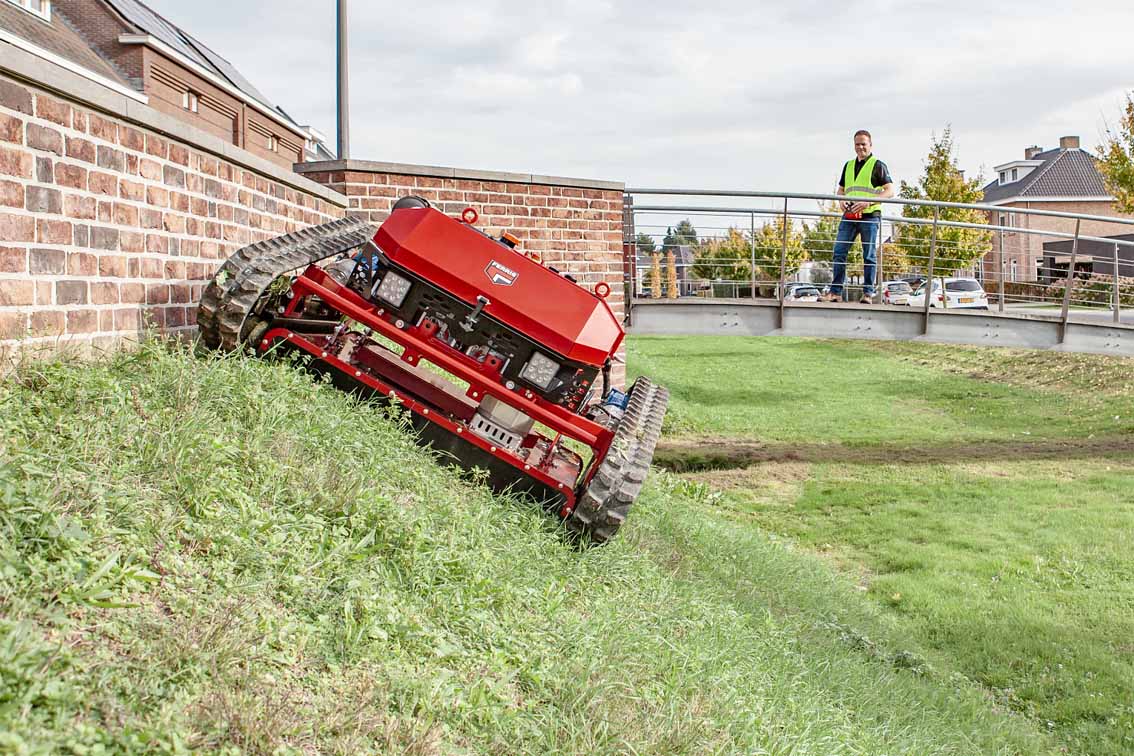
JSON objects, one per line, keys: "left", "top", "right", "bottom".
{"left": 198, "top": 197, "right": 667, "bottom": 542}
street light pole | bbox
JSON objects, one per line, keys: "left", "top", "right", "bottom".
{"left": 336, "top": 0, "right": 350, "bottom": 160}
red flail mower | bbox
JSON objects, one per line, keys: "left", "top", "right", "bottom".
{"left": 197, "top": 197, "right": 668, "bottom": 542}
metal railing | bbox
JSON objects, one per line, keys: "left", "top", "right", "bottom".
{"left": 623, "top": 189, "right": 1134, "bottom": 333}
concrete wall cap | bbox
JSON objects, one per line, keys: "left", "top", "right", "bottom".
{"left": 297, "top": 159, "right": 625, "bottom": 191}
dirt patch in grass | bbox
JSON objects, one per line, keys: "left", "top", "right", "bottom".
{"left": 655, "top": 435, "right": 1134, "bottom": 472}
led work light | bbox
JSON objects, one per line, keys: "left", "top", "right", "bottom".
{"left": 374, "top": 271, "right": 411, "bottom": 307}
{"left": 519, "top": 351, "right": 560, "bottom": 390}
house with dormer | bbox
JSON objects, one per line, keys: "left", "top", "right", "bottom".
{"left": 981, "top": 136, "right": 1133, "bottom": 282}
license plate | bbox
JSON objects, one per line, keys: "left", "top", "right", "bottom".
{"left": 959, "top": 297, "right": 974, "bottom": 303}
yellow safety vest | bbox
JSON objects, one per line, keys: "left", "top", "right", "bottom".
{"left": 843, "top": 155, "right": 883, "bottom": 214}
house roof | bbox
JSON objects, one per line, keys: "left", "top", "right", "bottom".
{"left": 1, "top": 2, "right": 131, "bottom": 86}
{"left": 101, "top": 0, "right": 303, "bottom": 132}
{"left": 983, "top": 147, "right": 1109, "bottom": 203}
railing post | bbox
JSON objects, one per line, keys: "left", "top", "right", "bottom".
{"left": 997, "top": 227, "right": 1005, "bottom": 313}
{"left": 1114, "top": 242, "right": 1122, "bottom": 325}
{"left": 778, "top": 197, "right": 789, "bottom": 327}
{"left": 1059, "top": 219, "right": 1080, "bottom": 343}
{"left": 749, "top": 211, "right": 757, "bottom": 300}
{"left": 922, "top": 207, "right": 938, "bottom": 335}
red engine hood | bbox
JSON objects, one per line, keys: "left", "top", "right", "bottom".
{"left": 374, "top": 207, "right": 623, "bottom": 368}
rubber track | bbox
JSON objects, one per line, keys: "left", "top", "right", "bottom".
{"left": 197, "top": 217, "right": 374, "bottom": 352}
{"left": 568, "top": 376, "right": 669, "bottom": 543}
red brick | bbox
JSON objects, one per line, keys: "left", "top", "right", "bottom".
{"left": 29, "top": 311, "right": 63, "bottom": 337}
{"left": 0, "top": 146, "right": 32, "bottom": 178}
{"left": 0, "top": 214, "right": 34, "bottom": 242}
{"left": 36, "top": 95, "right": 71, "bottom": 128}
{"left": 0, "top": 311, "right": 27, "bottom": 339}
{"left": 139, "top": 158, "right": 162, "bottom": 181}
{"left": 145, "top": 134, "right": 167, "bottom": 159}
{"left": 0, "top": 247, "right": 25, "bottom": 273}
{"left": 98, "top": 254, "right": 127, "bottom": 277}
{"left": 114, "top": 203, "right": 140, "bottom": 226}
{"left": 89, "top": 171, "right": 117, "bottom": 196}
{"left": 163, "top": 260, "right": 186, "bottom": 279}
{"left": 140, "top": 208, "right": 162, "bottom": 229}
{"left": 88, "top": 113, "right": 117, "bottom": 141}
{"left": 36, "top": 219, "right": 72, "bottom": 245}
{"left": 56, "top": 280, "right": 87, "bottom": 304}
{"left": 97, "top": 200, "right": 112, "bottom": 222}
{"left": 0, "top": 279, "right": 34, "bottom": 306}
{"left": 119, "top": 178, "right": 144, "bottom": 201}
{"left": 146, "top": 185, "right": 169, "bottom": 207}
{"left": 66, "top": 310, "right": 98, "bottom": 334}
{"left": 90, "top": 281, "right": 119, "bottom": 304}
{"left": 67, "top": 252, "right": 97, "bottom": 276}
{"left": 163, "top": 212, "right": 186, "bottom": 233}
{"left": 120, "top": 230, "right": 143, "bottom": 253}
{"left": 54, "top": 163, "right": 87, "bottom": 189}
{"left": 0, "top": 179, "right": 22, "bottom": 208}
{"left": 114, "top": 307, "right": 140, "bottom": 331}
{"left": 0, "top": 80, "right": 33, "bottom": 115}
{"left": 170, "top": 283, "right": 192, "bottom": 303}
{"left": 72, "top": 110, "right": 87, "bottom": 133}
{"left": 145, "top": 283, "right": 169, "bottom": 304}
{"left": 0, "top": 113, "right": 22, "bottom": 144}
{"left": 120, "top": 283, "right": 144, "bottom": 304}
{"left": 141, "top": 258, "right": 163, "bottom": 278}
{"left": 99, "top": 309, "right": 114, "bottom": 331}
{"left": 168, "top": 144, "right": 189, "bottom": 165}
{"left": 65, "top": 137, "right": 96, "bottom": 164}
{"left": 64, "top": 194, "right": 97, "bottom": 220}
{"left": 119, "top": 126, "right": 144, "bottom": 152}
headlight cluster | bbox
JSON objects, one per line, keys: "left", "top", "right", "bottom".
{"left": 520, "top": 351, "right": 560, "bottom": 390}
{"left": 374, "top": 271, "right": 411, "bottom": 307}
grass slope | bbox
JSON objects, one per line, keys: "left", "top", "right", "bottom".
{"left": 631, "top": 335, "right": 1134, "bottom": 756}
{"left": 0, "top": 342, "right": 1055, "bottom": 754}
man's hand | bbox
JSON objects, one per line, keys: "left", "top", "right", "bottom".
{"left": 847, "top": 201, "right": 870, "bottom": 214}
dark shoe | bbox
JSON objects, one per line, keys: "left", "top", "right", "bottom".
{"left": 859, "top": 294, "right": 875, "bottom": 304}
{"left": 820, "top": 292, "right": 843, "bottom": 303}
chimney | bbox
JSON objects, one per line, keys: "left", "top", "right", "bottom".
{"left": 1024, "top": 145, "right": 1043, "bottom": 160}
{"left": 1059, "top": 135, "right": 1080, "bottom": 150}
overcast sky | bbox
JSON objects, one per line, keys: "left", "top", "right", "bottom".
{"left": 142, "top": 0, "right": 1134, "bottom": 194}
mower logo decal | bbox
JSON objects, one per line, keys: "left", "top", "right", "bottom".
{"left": 485, "top": 260, "right": 518, "bottom": 286}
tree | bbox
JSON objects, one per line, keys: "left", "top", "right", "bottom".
{"left": 649, "top": 253, "right": 662, "bottom": 299}
{"left": 662, "top": 219, "right": 699, "bottom": 252}
{"left": 666, "top": 251, "right": 679, "bottom": 298}
{"left": 635, "top": 232, "right": 657, "bottom": 256}
{"left": 1099, "top": 94, "right": 1134, "bottom": 214}
{"left": 879, "top": 242, "right": 911, "bottom": 281}
{"left": 896, "top": 128, "right": 992, "bottom": 275}
{"left": 751, "top": 214, "right": 807, "bottom": 283}
{"left": 691, "top": 228, "right": 751, "bottom": 286}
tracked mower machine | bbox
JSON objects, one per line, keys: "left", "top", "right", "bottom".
{"left": 197, "top": 197, "right": 668, "bottom": 541}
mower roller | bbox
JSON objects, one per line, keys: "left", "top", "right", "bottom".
{"left": 197, "top": 196, "right": 668, "bottom": 542}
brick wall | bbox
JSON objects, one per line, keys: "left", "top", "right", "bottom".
{"left": 0, "top": 69, "right": 344, "bottom": 357}
{"left": 983, "top": 200, "right": 1134, "bottom": 282}
{"left": 296, "top": 160, "right": 628, "bottom": 385}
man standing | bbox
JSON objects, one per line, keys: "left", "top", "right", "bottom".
{"left": 821, "top": 130, "right": 895, "bottom": 304}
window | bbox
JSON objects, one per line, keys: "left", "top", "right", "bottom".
{"left": 267, "top": 134, "right": 279, "bottom": 152}
{"left": 999, "top": 171, "right": 1007, "bottom": 185}
{"left": 182, "top": 90, "right": 199, "bottom": 113}
{"left": 6, "top": 0, "right": 51, "bottom": 20}
{"left": 1011, "top": 168, "right": 1018, "bottom": 181}
{"left": 1010, "top": 260, "right": 1018, "bottom": 283}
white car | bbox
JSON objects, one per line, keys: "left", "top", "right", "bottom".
{"left": 907, "top": 277, "right": 990, "bottom": 309}
{"left": 881, "top": 280, "right": 912, "bottom": 305}
{"left": 784, "top": 284, "right": 821, "bottom": 302}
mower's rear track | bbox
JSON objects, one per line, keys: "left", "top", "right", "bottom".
{"left": 197, "top": 217, "right": 373, "bottom": 352}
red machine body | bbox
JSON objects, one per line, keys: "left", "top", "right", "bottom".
{"left": 376, "top": 208, "right": 624, "bottom": 367}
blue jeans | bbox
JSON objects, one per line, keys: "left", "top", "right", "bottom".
{"left": 831, "top": 216, "right": 881, "bottom": 297}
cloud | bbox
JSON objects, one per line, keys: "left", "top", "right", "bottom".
{"left": 141, "top": 0, "right": 1134, "bottom": 194}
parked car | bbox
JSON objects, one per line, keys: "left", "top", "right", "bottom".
{"left": 881, "top": 280, "right": 912, "bottom": 305}
{"left": 784, "top": 283, "right": 821, "bottom": 302}
{"left": 907, "top": 277, "right": 990, "bottom": 309}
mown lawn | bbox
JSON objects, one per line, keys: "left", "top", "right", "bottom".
{"left": 630, "top": 335, "right": 1134, "bottom": 756}
{"left": 0, "top": 341, "right": 1058, "bottom": 754}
